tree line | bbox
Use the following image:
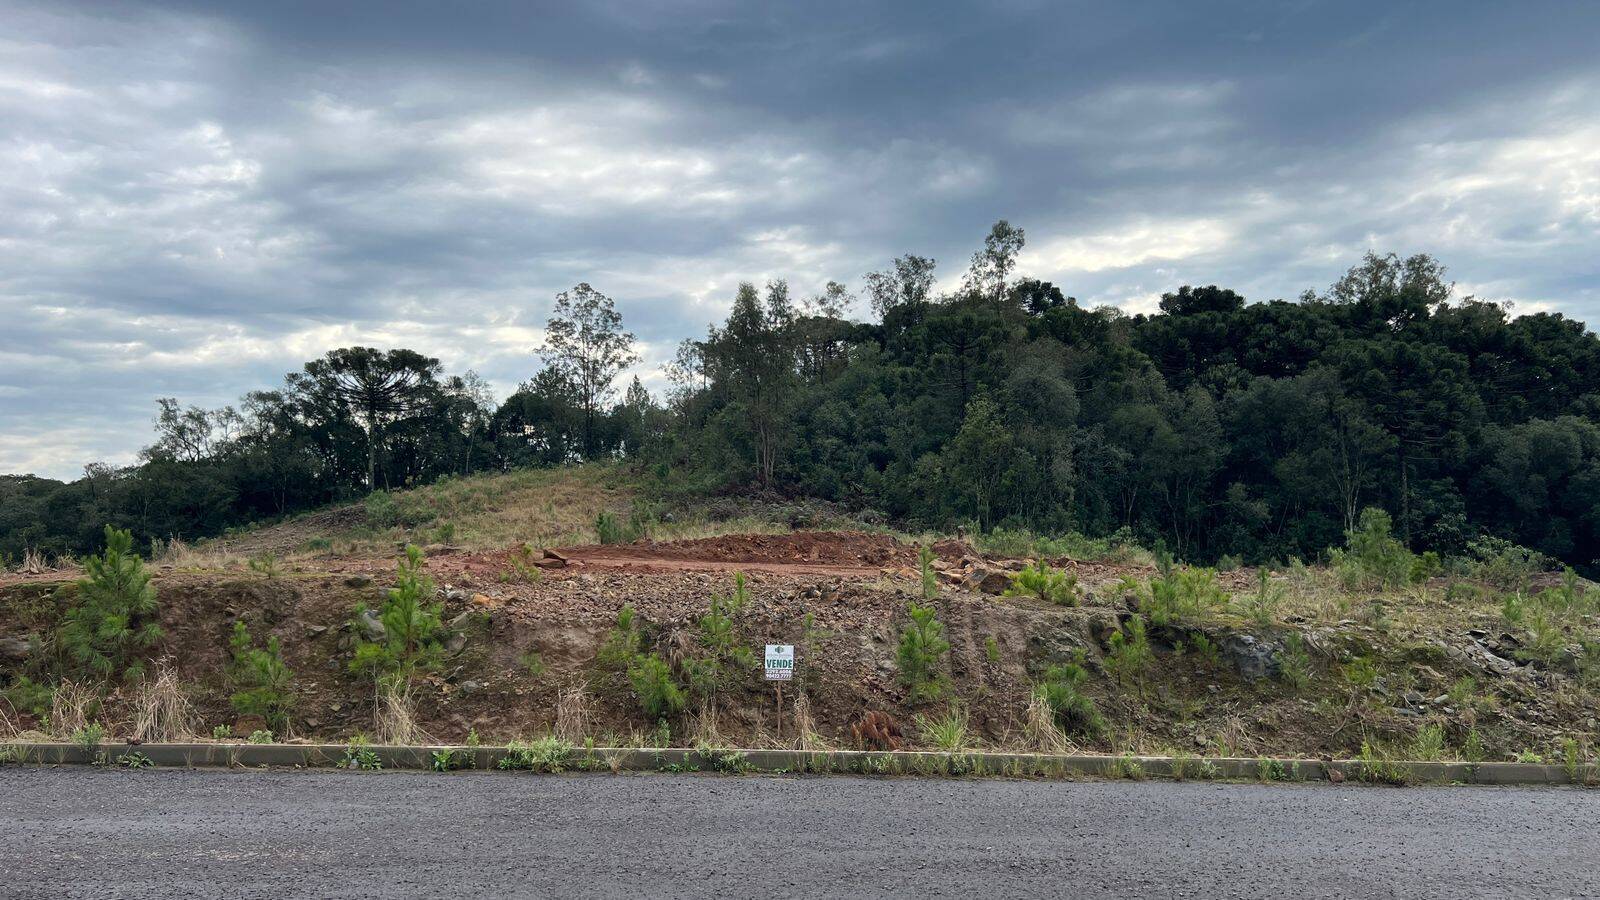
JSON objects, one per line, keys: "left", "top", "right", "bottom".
{"left": 5, "top": 221, "right": 1599, "bottom": 573}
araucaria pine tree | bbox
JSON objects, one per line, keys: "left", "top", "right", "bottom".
{"left": 61, "top": 525, "right": 162, "bottom": 680}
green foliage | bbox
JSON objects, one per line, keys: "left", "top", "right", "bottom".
{"left": 1036, "top": 662, "right": 1105, "bottom": 739}
{"left": 61, "top": 526, "right": 162, "bottom": 681}
{"left": 248, "top": 729, "right": 274, "bottom": 744}
{"left": 13, "top": 246, "right": 1600, "bottom": 590}
{"left": 596, "top": 604, "right": 642, "bottom": 671}
{"left": 627, "top": 654, "right": 685, "bottom": 720}
{"left": 918, "top": 545, "right": 938, "bottom": 601}
{"left": 1357, "top": 740, "right": 1411, "bottom": 785}
{"left": 983, "top": 635, "right": 1001, "bottom": 664}
{"left": 1105, "top": 616, "right": 1153, "bottom": 689}
{"left": 432, "top": 748, "right": 473, "bottom": 771}
{"left": 594, "top": 510, "right": 625, "bottom": 545}
{"left": 498, "top": 736, "right": 574, "bottom": 772}
{"left": 2, "top": 676, "right": 52, "bottom": 718}
{"left": 913, "top": 707, "right": 970, "bottom": 751}
{"left": 247, "top": 552, "right": 282, "bottom": 578}
{"left": 1239, "top": 569, "right": 1284, "bottom": 626}
{"left": 1130, "top": 554, "right": 1228, "bottom": 626}
{"left": 116, "top": 751, "right": 154, "bottom": 770}
{"left": 519, "top": 650, "right": 545, "bottom": 678}
{"left": 977, "top": 527, "right": 1145, "bottom": 563}
{"left": 1468, "top": 536, "right": 1548, "bottom": 592}
{"left": 1342, "top": 655, "right": 1379, "bottom": 691}
{"left": 1277, "top": 633, "right": 1312, "bottom": 692}
{"left": 1411, "top": 724, "right": 1445, "bottom": 762}
{"left": 684, "top": 572, "right": 755, "bottom": 699}
{"left": 1003, "top": 560, "right": 1078, "bottom": 606}
{"left": 227, "top": 620, "right": 295, "bottom": 732}
{"left": 1339, "top": 508, "right": 1414, "bottom": 589}
{"left": 896, "top": 601, "right": 951, "bottom": 704}
{"left": 342, "top": 737, "right": 382, "bottom": 771}
{"left": 350, "top": 545, "right": 445, "bottom": 683}
{"left": 72, "top": 722, "right": 105, "bottom": 756}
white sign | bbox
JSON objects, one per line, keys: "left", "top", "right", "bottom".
{"left": 764, "top": 644, "right": 794, "bottom": 681}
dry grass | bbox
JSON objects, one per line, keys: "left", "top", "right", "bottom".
{"left": 129, "top": 662, "right": 198, "bottom": 742}
{"left": 47, "top": 680, "right": 100, "bottom": 739}
{"left": 554, "top": 684, "right": 592, "bottom": 744}
{"left": 791, "top": 692, "right": 829, "bottom": 751}
{"left": 1022, "top": 691, "right": 1070, "bottom": 754}
{"left": 688, "top": 699, "right": 726, "bottom": 748}
{"left": 152, "top": 537, "right": 247, "bottom": 573}
{"left": 0, "top": 699, "right": 20, "bottom": 739}
{"left": 373, "top": 681, "right": 432, "bottom": 745}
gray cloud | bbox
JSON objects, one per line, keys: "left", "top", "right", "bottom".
{"left": 2, "top": 0, "right": 1599, "bottom": 478}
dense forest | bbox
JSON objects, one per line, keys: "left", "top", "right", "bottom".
{"left": 5, "top": 222, "right": 1599, "bottom": 572}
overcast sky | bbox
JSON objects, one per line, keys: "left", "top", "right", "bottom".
{"left": 3, "top": 1, "right": 1599, "bottom": 480}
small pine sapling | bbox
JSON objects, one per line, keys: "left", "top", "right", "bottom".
{"left": 61, "top": 526, "right": 162, "bottom": 681}
{"left": 897, "top": 601, "right": 951, "bottom": 704}
{"left": 1003, "top": 560, "right": 1078, "bottom": 606}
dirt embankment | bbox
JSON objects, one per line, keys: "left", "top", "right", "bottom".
{"left": 1, "top": 530, "right": 1592, "bottom": 759}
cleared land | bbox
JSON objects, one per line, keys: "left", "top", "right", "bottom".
{"left": 2, "top": 768, "right": 1596, "bottom": 899}
{"left": 2, "top": 466, "right": 1598, "bottom": 767}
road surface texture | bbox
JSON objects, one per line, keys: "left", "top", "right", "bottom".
{"left": 1, "top": 768, "right": 1594, "bottom": 899}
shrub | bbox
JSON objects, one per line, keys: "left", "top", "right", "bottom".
{"left": 72, "top": 722, "right": 105, "bottom": 757}
{"left": 596, "top": 604, "right": 643, "bottom": 671}
{"left": 684, "top": 573, "right": 755, "bottom": 700}
{"left": 498, "top": 736, "right": 574, "bottom": 772}
{"left": 342, "top": 737, "right": 382, "bottom": 771}
{"left": 1003, "top": 560, "right": 1078, "bottom": 606}
{"left": 1036, "top": 662, "right": 1104, "bottom": 740}
{"left": 228, "top": 621, "right": 295, "bottom": 733}
{"left": 913, "top": 707, "right": 970, "bottom": 751}
{"left": 627, "top": 653, "right": 685, "bottom": 720}
{"left": 1130, "top": 554, "right": 1228, "bottom": 626}
{"left": 1239, "top": 569, "right": 1285, "bottom": 626}
{"left": 1342, "top": 655, "right": 1378, "bottom": 691}
{"left": 984, "top": 635, "right": 1001, "bottom": 664}
{"left": 918, "top": 545, "right": 938, "bottom": 601}
{"left": 247, "top": 552, "right": 282, "bottom": 578}
{"left": 1105, "top": 616, "right": 1153, "bottom": 690}
{"left": 61, "top": 526, "right": 162, "bottom": 681}
{"left": 248, "top": 729, "right": 275, "bottom": 744}
{"left": 432, "top": 748, "right": 472, "bottom": 771}
{"left": 1412, "top": 724, "right": 1445, "bottom": 762}
{"left": 1342, "top": 508, "right": 1413, "bottom": 589}
{"left": 1277, "top": 633, "right": 1312, "bottom": 692}
{"left": 1468, "top": 536, "right": 1548, "bottom": 592}
{"left": 1357, "top": 740, "right": 1411, "bottom": 785}
{"left": 2, "top": 676, "right": 52, "bottom": 719}
{"left": 594, "top": 510, "right": 642, "bottom": 545}
{"left": 350, "top": 545, "right": 445, "bottom": 683}
{"left": 896, "top": 601, "right": 950, "bottom": 704}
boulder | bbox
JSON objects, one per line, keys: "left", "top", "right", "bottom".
{"left": 963, "top": 567, "right": 1010, "bottom": 595}
{"left": 1221, "top": 633, "right": 1280, "bottom": 680}
{"left": 0, "top": 634, "right": 32, "bottom": 663}
{"left": 357, "top": 608, "right": 386, "bottom": 642}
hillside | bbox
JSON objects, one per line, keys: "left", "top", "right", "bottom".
{"left": 2, "top": 466, "right": 1597, "bottom": 769}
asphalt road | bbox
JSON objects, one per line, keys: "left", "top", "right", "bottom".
{"left": 1, "top": 768, "right": 1595, "bottom": 899}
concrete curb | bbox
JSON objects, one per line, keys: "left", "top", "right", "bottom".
{"left": 2, "top": 742, "right": 1590, "bottom": 786}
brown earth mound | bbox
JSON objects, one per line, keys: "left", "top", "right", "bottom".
{"left": 478, "top": 530, "right": 973, "bottom": 577}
